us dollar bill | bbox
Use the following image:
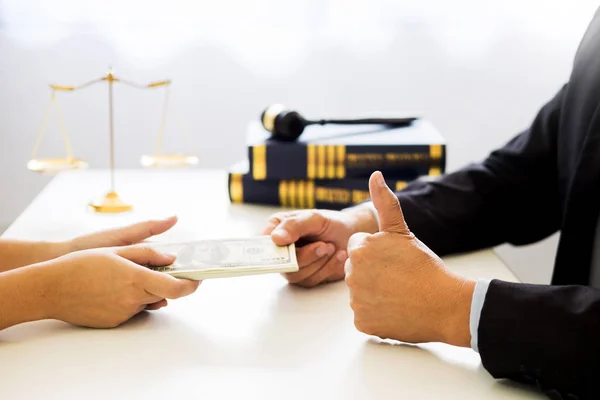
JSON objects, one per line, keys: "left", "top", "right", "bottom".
{"left": 146, "top": 236, "right": 298, "bottom": 280}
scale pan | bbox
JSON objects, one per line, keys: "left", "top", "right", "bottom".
{"left": 27, "top": 158, "right": 88, "bottom": 174}
{"left": 140, "top": 154, "right": 198, "bottom": 168}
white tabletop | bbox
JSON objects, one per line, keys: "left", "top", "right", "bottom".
{"left": 0, "top": 169, "right": 544, "bottom": 399}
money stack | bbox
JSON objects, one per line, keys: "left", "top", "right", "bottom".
{"left": 228, "top": 119, "right": 446, "bottom": 210}
{"left": 148, "top": 237, "right": 298, "bottom": 280}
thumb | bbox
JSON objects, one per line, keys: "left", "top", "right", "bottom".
{"left": 369, "top": 171, "right": 410, "bottom": 234}
{"left": 115, "top": 246, "right": 176, "bottom": 267}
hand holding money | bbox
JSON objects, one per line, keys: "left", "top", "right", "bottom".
{"left": 146, "top": 236, "right": 298, "bottom": 280}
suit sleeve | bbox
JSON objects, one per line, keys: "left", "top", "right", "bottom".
{"left": 395, "top": 85, "right": 566, "bottom": 256}
{"left": 478, "top": 280, "right": 600, "bottom": 398}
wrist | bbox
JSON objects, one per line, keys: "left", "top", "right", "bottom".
{"left": 0, "top": 263, "right": 56, "bottom": 329}
{"left": 344, "top": 204, "right": 379, "bottom": 234}
{"left": 36, "top": 241, "right": 71, "bottom": 262}
{"left": 439, "top": 274, "right": 476, "bottom": 347}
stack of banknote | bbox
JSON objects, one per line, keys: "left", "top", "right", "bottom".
{"left": 147, "top": 236, "right": 298, "bottom": 280}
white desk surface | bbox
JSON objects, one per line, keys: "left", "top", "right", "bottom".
{"left": 0, "top": 169, "right": 544, "bottom": 399}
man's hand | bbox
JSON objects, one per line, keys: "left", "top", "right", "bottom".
{"left": 263, "top": 207, "right": 378, "bottom": 288}
{"left": 39, "top": 246, "right": 200, "bottom": 329}
{"left": 345, "top": 171, "right": 475, "bottom": 347}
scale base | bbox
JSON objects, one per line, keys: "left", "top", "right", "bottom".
{"left": 141, "top": 154, "right": 198, "bottom": 168}
{"left": 89, "top": 191, "right": 132, "bottom": 213}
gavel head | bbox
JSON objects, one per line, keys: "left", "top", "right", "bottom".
{"left": 261, "top": 104, "right": 307, "bottom": 141}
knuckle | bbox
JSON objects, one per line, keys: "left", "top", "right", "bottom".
{"left": 147, "top": 248, "right": 165, "bottom": 262}
{"left": 354, "top": 318, "right": 375, "bottom": 335}
{"left": 268, "top": 211, "right": 295, "bottom": 224}
{"left": 266, "top": 214, "right": 283, "bottom": 226}
{"left": 309, "top": 210, "right": 327, "bottom": 225}
{"left": 143, "top": 221, "right": 155, "bottom": 236}
{"left": 343, "top": 258, "right": 352, "bottom": 275}
{"left": 302, "top": 210, "right": 327, "bottom": 232}
{"left": 348, "top": 232, "right": 370, "bottom": 251}
{"left": 281, "top": 217, "right": 300, "bottom": 231}
{"left": 107, "top": 318, "right": 123, "bottom": 329}
{"left": 349, "top": 247, "right": 367, "bottom": 264}
{"left": 345, "top": 274, "right": 358, "bottom": 290}
{"left": 353, "top": 317, "right": 368, "bottom": 333}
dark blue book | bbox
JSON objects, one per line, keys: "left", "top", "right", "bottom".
{"left": 228, "top": 161, "right": 411, "bottom": 210}
{"left": 246, "top": 119, "right": 446, "bottom": 181}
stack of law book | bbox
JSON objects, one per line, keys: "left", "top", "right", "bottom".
{"left": 228, "top": 119, "right": 446, "bottom": 210}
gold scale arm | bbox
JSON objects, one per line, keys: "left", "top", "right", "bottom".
{"left": 29, "top": 72, "right": 174, "bottom": 170}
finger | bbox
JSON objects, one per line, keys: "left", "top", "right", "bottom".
{"left": 325, "top": 270, "right": 345, "bottom": 282}
{"left": 284, "top": 253, "right": 331, "bottom": 284}
{"left": 110, "top": 216, "right": 179, "bottom": 245}
{"left": 270, "top": 211, "right": 328, "bottom": 245}
{"left": 142, "top": 270, "right": 201, "bottom": 299}
{"left": 369, "top": 171, "right": 409, "bottom": 234}
{"left": 347, "top": 232, "right": 370, "bottom": 253}
{"left": 145, "top": 299, "right": 168, "bottom": 310}
{"left": 298, "top": 250, "right": 347, "bottom": 287}
{"left": 296, "top": 241, "right": 335, "bottom": 267}
{"left": 116, "top": 246, "right": 176, "bottom": 267}
{"left": 263, "top": 211, "right": 298, "bottom": 235}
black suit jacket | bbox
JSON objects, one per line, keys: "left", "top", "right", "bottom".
{"left": 395, "top": 9, "right": 600, "bottom": 400}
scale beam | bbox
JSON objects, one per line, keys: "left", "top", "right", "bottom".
{"left": 29, "top": 67, "right": 196, "bottom": 213}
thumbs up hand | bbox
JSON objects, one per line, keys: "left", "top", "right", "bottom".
{"left": 345, "top": 171, "right": 476, "bottom": 346}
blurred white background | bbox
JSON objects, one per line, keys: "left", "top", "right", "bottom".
{"left": 1, "top": 0, "right": 598, "bottom": 283}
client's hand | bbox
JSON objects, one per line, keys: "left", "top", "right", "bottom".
{"left": 263, "top": 207, "right": 378, "bottom": 287}
{"left": 42, "top": 246, "right": 199, "bottom": 328}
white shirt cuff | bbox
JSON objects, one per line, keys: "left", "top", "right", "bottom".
{"left": 469, "top": 278, "right": 491, "bottom": 353}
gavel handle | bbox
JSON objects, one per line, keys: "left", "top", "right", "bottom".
{"left": 306, "top": 117, "right": 418, "bottom": 126}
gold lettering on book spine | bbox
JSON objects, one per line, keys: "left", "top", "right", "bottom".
{"left": 307, "top": 145, "right": 316, "bottom": 179}
{"left": 336, "top": 145, "right": 346, "bottom": 178}
{"left": 429, "top": 167, "right": 442, "bottom": 176}
{"left": 351, "top": 190, "right": 370, "bottom": 204}
{"left": 430, "top": 145, "right": 442, "bottom": 160}
{"left": 307, "top": 181, "right": 315, "bottom": 208}
{"left": 318, "top": 145, "right": 326, "bottom": 178}
{"left": 327, "top": 145, "right": 335, "bottom": 179}
{"left": 297, "top": 180, "right": 306, "bottom": 208}
{"left": 315, "top": 187, "right": 351, "bottom": 204}
{"left": 279, "top": 181, "right": 288, "bottom": 207}
{"left": 289, "top": 181, "right": 297, "bottom": 208}
{"left": 395, "top": 181, "right": 408, "bottom": 191}
{"left": 229, "top": 174, "right": 244, "bottom": 203}
{"left": 252, "top": 145, "right": 267, "bottom": 180}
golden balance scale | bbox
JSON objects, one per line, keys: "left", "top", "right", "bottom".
{"left": 27, "top": 67, "right": 198, "bottom": 213}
